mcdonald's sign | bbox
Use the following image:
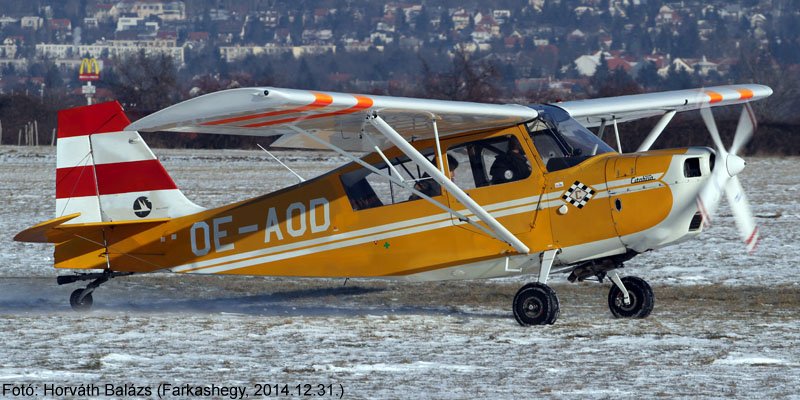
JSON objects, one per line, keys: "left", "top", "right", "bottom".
{"left": 78, "top": 57, "right": 100, "bottom": 81}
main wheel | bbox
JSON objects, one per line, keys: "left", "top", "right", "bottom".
{"left": 608, "top": 276, "right": 654, "bottom": 318}
{"left": 69, "top": 289, "right": 93, "bottom": 312}
{"left": 513, "top": 283, "right": 560, "bottom": 326}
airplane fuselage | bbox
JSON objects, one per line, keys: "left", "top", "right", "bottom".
{"left": 55, "top": 120, "right": 713, "bottom": 281}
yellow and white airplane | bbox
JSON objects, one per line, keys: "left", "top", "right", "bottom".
{"left": 15, "top": 84, "right": 771, "bottom": 325}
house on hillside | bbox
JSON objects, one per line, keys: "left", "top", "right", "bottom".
{"left": 451, "top": 9, "right": 470, "bottom": 30}
{"left": 656, "top": 56, "right": 721, "bottom": 77}
{"left": 493, "top": 9, "right": 511, "bottom": 24}
{"left": 49, "top": 19, "right": 72, "bottom": 32}
{"left": 573, "top": 51, "right": 636, "bottom": 77}
{"left": 1, "top": 38, "right": 18, "bottom": 58}
{"left": 0, "top": 16, "right": 19, "bottom": 28}
{"left": 111, "top": 0, "right": 186, "bottom": 22}
{"left": 655, "top": 5, "right": 680, "bottom": 26}
{"left": 21, "top": 16, "right": 43, "bottom": 30}
{"left": 90, "top": 4, "right": 114, "bottom": 22}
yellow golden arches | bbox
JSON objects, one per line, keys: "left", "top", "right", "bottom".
{"left": 78, "top": 58, "right": 100, "bottom": 81}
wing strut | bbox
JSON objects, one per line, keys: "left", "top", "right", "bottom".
{"left": 362, "top": 133, "right": 405, "bottom": 182}
{"left": 432, "top": 118, "right": 446, "bottom": 175}
{"left": 257, "top": 144, "right": 306, "bottom": 183}
{"left": 368, "top": 114, "right": 530, "bottom": 254}
{"left": 636, "top": 110, "right": 676, "bottom": 152}
{"left": 597, "top": 119, "right": 607, "bottom": 140}
{"left": 287, "top": 126, "right": 505, "bottom": 244}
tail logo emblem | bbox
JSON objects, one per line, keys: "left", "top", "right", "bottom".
{"left": 133, "top": 196, "right": 152, "bottom": 218}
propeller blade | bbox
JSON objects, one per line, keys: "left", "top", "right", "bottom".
{"left": 696, "top": 155, "right": 730, "bottom": 226}
{"left": 700, "top": 107, "right": 727, "bottom": 156}
{"left": 724, "top": 176, "right": 760, "bottom": 253}
{"left": 729, "top": 103, "right": 757, "bottom": 156}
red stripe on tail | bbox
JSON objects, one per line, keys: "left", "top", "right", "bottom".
{"left": 56, "top": 160, "right": 177, "bottom": 199}
{"left": 55, "top": 165, "right": 98, "bottom": 199}
{"left": 58, "top": 101, "right": 131, "bottom": 138}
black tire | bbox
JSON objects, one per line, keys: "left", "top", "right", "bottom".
{"left": 513, "top": 283, "right": 560, "bottom": 326}
{"left": 608, "top": 276, "right": 654, "bottom": 318}
{"left": 69, "top": 289, "right": 93, "bottom": 312}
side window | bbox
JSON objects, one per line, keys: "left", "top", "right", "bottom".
{"left": 527, "top": 119, "right": 568, "bottom": 170}
{"left": 445, "top": 147, "right": 477, "bottom": 190}
{"left": 340, "top": 148, "right": 440, "bottom": 211}
{"left": 447, "top": 135, "right": 531, "bottom": 190}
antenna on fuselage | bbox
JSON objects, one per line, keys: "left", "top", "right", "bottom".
{"left": 257, "top": 144, "right": 306, "bottom": 183}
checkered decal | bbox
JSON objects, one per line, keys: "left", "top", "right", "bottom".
{"left": 562, "top": 181, "right": 595, "bottom": 209}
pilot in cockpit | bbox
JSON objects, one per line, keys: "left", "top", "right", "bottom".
{"left": 489, "top": 138, "right": 531, "bottom": 184}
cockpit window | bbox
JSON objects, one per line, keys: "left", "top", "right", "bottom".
{"left": 526, "top": 104, "right": 615, "bottom": 172}
{"left": 340, "top": 148, "right": 440, "bottom": 211}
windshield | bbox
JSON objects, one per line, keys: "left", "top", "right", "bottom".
{"left": 526, "top": 104, "right": 615, "bottom": 171}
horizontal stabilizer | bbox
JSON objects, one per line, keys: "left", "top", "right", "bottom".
{"left": 14, "top": 213, "right": 82, "bottom": 243}
{"left": 14, "top": 214, "right": 168, "bottom": 244}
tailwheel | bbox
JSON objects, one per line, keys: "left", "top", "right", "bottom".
{"left": 513, "top": 282, "right": 560, "bottom": 326}
{"left": 608, "top": 275, "right": 654, "bottom": 318}
{"left": 69, "top": 289, "right": 93, "bottom": 312}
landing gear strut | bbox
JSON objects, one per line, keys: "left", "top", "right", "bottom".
{"left": 513, "top": 250, "right": 656, "bottom": 324}
{"left": 566, "top": 253, "right": 655, "bottom": 320}
{"left": 59, "top": 271, "right": 132, "bottom": 312}
{"left": 608, "top": 273, "right": 654, "bottom": 318}
{"left": 513, "top": 249, "right": 560, "bottom": 326}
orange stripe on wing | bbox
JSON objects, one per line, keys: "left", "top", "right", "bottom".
{"left": 242, "top": 95, "right": 374, "bottom": 128}
{"left": 736, "top": 88, "right": 754, "bottom": 100}
{"left": 705, "top": 90, "right": 723, "bottom": 103}
{"left": 202, "top": 92, "right": 334, "bottom": 126}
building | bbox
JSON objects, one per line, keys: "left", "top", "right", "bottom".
{"left": 0, "top": 16, "right": 18, "bottom": 28}
{"left": 20, "top": 16, "right": 43, "bottom": 30}
{"left": 35, "top": 39, "right": 185, "bottom": 65}
{"left": 111, "top": 0, "right": 186, "bottom": 21}
{"left": 1, "top": 38, "right": 18, "bottom": 58}
{"left": 574, "top": 51, "right": 636, "bottom": 77}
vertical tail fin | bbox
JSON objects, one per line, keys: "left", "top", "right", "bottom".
{"left": 56, "top": 101, "right": 204, "bottom": 223}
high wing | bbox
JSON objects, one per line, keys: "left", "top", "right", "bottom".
{"left": 128, "top": 87, "right": 538, "bottom": 253}
{"left": 556, "top": 84, "right": 772, "bottom": 128}
{"left": 127, "top": 87, "right": 538, "bottom": 151}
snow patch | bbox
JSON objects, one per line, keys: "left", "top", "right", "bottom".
{"left": 102, "top": 353, "right": 152, "bottom": 365}
{"left": 314, "top": 361, "right": 485, "bottom": 373}
{"left": 713, "top": 356, "right": 789, "bottom": 366}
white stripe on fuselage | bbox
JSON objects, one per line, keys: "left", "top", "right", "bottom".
{"left": 173, "top": 174, "right": 666, "bottom": 274}
{"left": 172, "top": 195, "right": 541, "bottom": 273}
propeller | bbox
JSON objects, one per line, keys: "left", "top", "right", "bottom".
{"left": 696, "top": 103, "right": 760, "bottom": 253}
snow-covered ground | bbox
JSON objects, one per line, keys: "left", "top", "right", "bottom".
{"left": 1, "top": 146, "right": 798, "bottom": 398}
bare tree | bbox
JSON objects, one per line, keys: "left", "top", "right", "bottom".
{"left": 734, "top": 44, "right": 800, "bottom": 126}
{"left": 419, "top": 46, "right": 501, "bottom": 102}
{"left": 106, "top": 50, "right": 180, "bottom": 115}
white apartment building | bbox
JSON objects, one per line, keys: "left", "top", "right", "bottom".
{"left": 111, "top": 1, "right": 186, "bottom": 21}
{"left": 35, "top": 40, "right": 185, "bottom": 65}
{"left": 218, "top": 44, "right": 339, "bottom": 62}
{"left": 21, "top": 16, "right": 44, "bottom": 30}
